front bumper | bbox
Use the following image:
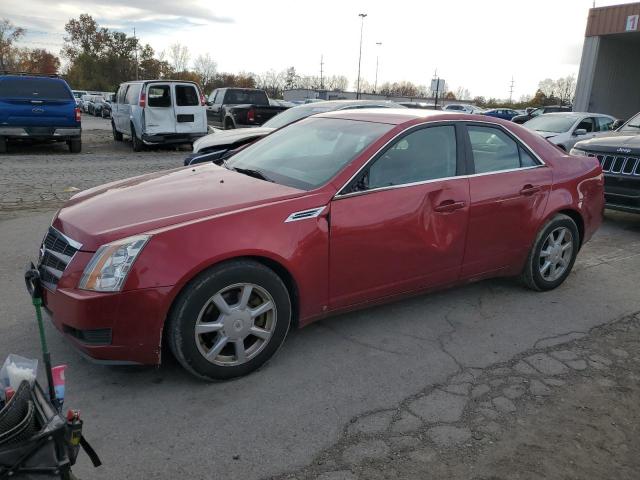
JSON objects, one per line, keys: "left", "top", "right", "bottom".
{"left": 604, "top": 176, "right": 640, "bottom": 214}
{"left": 27, "top": 267, "right": 173, "bottom": 365}
{"left": 142, "top": 132, "right": 207, "bottom": 145}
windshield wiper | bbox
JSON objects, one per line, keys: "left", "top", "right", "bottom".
{"left": 229, "top": 166, "right": 274, "bottom": 182}
{"left": 625, "top": 124, "right": 640, "bottom": 129}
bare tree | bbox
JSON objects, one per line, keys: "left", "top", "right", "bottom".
{"left": 193, "top": 53, "right": 217, "bottom": 90}
{"left": 455, "top": 87, "right": 471, "bottom": 101}
{"left": 166, "top": 42, "right": 190, "bottom": 72}
{"left": 0, "top": 18, "right": 25, "bottom": 70}
{"left": 325, "top": 75, "right": 348, "bottom": 91}
{"left": 556, "top": 75, "right": 576, "bottom": 106}
{"left": 537, "top": 78, "right": 556, "bottom": 99}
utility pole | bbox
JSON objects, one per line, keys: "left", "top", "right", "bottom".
{"left": 356, "top": 13, "right": 367, "bottom": 99}
{"left": 433, "top": 69, "right": 440, "bottom": 108}
{"left": 374, "top": 42, "right": 382, "bottom": 94}
{"left": 133, "top": 27, "right": 139, "bottom": 80}
{"left": 320, "top": 54, "right": 324, "bottom": 90}
{"left": 509, "top": 76, "right": 515, "bottom": 104}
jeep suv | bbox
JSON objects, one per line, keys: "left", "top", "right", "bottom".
{"left": 0, "top": 74, "right": 82, "bottom": 153}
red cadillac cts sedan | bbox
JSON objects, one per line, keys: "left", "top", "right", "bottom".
{"left": 33, "top": 110, "right": 604, "bottom": 379}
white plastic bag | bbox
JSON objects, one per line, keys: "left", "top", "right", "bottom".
{"left": 0, "top": 354, "right": 38, "bottom": 390}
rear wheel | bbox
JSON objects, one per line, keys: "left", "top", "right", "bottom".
{"left": 521, "top": 214, "right": 579, "bottom": 291}
{"left": 68, "top": 138, "right": 81, "bottom": 153}
{"left": 0, "top": 137, "right": 7, "bottom": 153}
{"left": 130, "top": 124, "right": 144, "bottom": 152}
{"left": 112, "top": 121, "right": 123, "bottom": 141}
{"left": 167, "top": 259, "right": 292, "bottom": 380}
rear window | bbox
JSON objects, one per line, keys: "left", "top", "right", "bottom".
{"left": 148, "top": 85, "right": 171, "bottom": 107}
{"left": 224, "top": 89, "right": 268, "bottom": 105}
{"left": 0, "top": 78, "right": 72, "bottom": 100}
{"left": 176, "top": 85, "right": 199, "bottom": 106}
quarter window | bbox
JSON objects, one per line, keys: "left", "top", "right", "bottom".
{"left": 596, "top": 117, "right": 614, "bottom": 132}
{"left": 366, "top": 125, "right": 457, "bottom": 189}
{"left": 468, "top": 126, "right": 537, "bottom": 173}
{"left": 147, "top": 85, "right": 171, "bottom": 107}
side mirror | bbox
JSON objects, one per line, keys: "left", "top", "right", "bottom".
{"left": 574, "top": 128, "right": 587, "bottom": 136}
{"left": 612, "top": 120, "right": 623, "bottom": 130}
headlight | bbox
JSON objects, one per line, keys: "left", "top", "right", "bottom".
{"left": 569, "top": 148, "right": 587, "bottom": 157}
{"left": 79, "top": 235, "right": 150, "bottom": 292}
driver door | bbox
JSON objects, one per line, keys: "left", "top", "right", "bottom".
{"left": 328, "top": 124, "right": 470, "bottom": 309}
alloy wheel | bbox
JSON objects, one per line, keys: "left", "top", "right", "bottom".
{"left": 538, "top": 226, "right": 573, "bottom": 282}
{"left": 194, "top": 283, "right": 277, "bottom": 366}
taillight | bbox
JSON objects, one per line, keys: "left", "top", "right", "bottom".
{"left": 75, "top": 107, "right": 81, "bottom": 122}
{"left": 247, "top": 109, "right": 255, "bottom": 123}
{"left": 199, "top": 90, "right": 206, "bottom": 106}
{"left": 139, "top": 91, "right": 146, "bottom": 108}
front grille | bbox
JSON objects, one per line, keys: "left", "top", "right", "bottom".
{"left": 589, "top": 152, "right": 640, "bottom": 176}
{"left": 63, "top": 325, "right": 112, "bottom": 345}
{"left": 38, "top": 227, "right": 82, "bottom": 289}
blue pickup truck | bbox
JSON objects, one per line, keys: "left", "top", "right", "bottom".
{"left": 0, "top": 74, "right": 82, "bottom": 153}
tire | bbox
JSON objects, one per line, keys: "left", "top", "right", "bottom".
{"left": 112, "top": 121, "right": 123, "bottom": 141}
{"left": 224, "top": 118, "right": 235, "bottom": 130}
{"left": 521, "top": 214, "right": 580, "bottom": 291}
{"left": 167, "top": 259, "right": 292, "bottom": 380}
{"left": 130, "top": 124, "right": 143, "bottom": 152}
{"left": 0, "top": 137, "right": 7, "bottom": 153}
{"left": 68, "top": 138, "right": 81, "bottom": 153}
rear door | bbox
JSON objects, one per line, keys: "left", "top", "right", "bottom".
{"left": 461, "top": 123, "right": 552, "bottom": 278}
{"left": 0, "top": 77, "right": 76, "bottom": 128}
{"left": 173, "top": 83, "right": 206, "bottom": 134}
{"left": 207, "top": 89, "right": 224, "bottom": 127}
{"left": 145, "top": 83, "right": 175, "bottom": 135}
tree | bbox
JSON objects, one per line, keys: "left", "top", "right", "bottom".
{"left": 537, "top": 78, "right": 556, "bottom": 99}
{"left": 284, "top": 67, "right": 299, "bottom": 90}
{"left": 193, "top": 53, "right": 217, "bottom": 92}
{"left": 455, "top": 87, "right": 471, "bottom": 101}
{"left": 325, "top": 75, "right": 348, "bottom": 91}
{"left": 0, "top": 18, "right": 25, "bottom": 70}
{"left": 444, "top": 91, "right": 456, "bottom": 100}
{"left": 166, "top": 42, "right": 190, "bottom": 73}
{"left": 18, "top": 49, "right": 60, "bottom": 74}
{"left": 556, "top": 75, "right": 576, "bottom": 106}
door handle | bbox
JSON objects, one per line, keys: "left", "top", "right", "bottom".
{"left": 520, "top": 184, "right": 540, "bottom": 196}
{"left": 434, "top": 200, "right": 466, "bottom": 213}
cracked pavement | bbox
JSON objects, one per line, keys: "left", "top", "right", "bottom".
{"left": 1, "top": 127, "right": 640, "bottom": 478}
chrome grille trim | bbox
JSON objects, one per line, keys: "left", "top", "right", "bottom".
{"left": 590, "top": 153, "right": 640, "bottom": 177}
{"left": 38, "top": 226, "right": 82, "bottom": 290}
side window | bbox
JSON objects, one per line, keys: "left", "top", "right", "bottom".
{"left": 596, "top": 117, "right": 614, "bottom": 132}
{"left": 208, "top": 90, "right": 218, "bottom": 103}
{"left": 365, "top": 125, "right": 457, "bottom": 189}
{"left": 116, "top": 86, "right": 126, "bottom": 104}
{"left": 576, "top": 118, "right": 594, "bottom": 133}
{"left": 147, "top": 85, "right": 171, "bottom": 107}
{"left": 125, "top": 84, "right": 140, "bottom": 105}
{"left": 176, "top": 85, "right": 199, "bottom": 106}
{"left": 468, "top": 126, "right": 521, "bottom": 173}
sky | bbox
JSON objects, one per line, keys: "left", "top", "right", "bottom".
{"left": 4, "top": 0, "right": 638, "bottom": 99}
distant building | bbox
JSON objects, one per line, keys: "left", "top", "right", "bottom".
{"left": 574, "top": 2, "right": 640, "bottom": 119}
{"left": 283, "top": 88, "right": 471, "bottom": 106}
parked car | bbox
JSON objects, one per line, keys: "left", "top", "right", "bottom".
{"left": 79, "top": 94, "right": 92, "bottom": 113}
{"left": 399, "top": 102, "right": 442, "bottom": 110}
{"left": 443, "top": 104, "right": 480, "bottom": 114}
{"left": 72, "top": 90, "right": 88, "bottom": 106}
{"left": 185, "top": 99, "right": 406, "bottom": 165}
{"left": 111, "top": 80, "right": 207, "bottom": 151}
{"left": 33, "top": 109, "right": 604, "bottom": 379}
{"left": 269, "top": 99, "right": 295, "bottom": 108}
{"left": 205, "top": 88, "right": 290, "bottom": 129}
{"left": 512, "top": 105, "right": 571, "bottom": 124}
{"left": 0, "top": 73, "right": 81, "bottom": 153}
{"left": 87, "top": 95, "right": 105, "bottom": 116}
{"left": 523, "top": 112, "right": 617, "bottom": 151}
{"left": 482, "top": 108, "right": 520, "bottom": 120}
{"left": 571, "top": 110, "right": 640, "bottom": 213}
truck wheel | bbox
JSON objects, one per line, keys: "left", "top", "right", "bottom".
{"left": 0, "top": 137, "right": 7, "bottom": 153}
{"left": 224, "top": 118, "right": 235, "bottom": 130}
{"left": 68, "top": 138, "right": 82, "bottom": 153}
{"left": 131, "top": 124, "right": 144, "bottom": 152}
{"left": 112, "top": 121, "right": 123, "bottom": 141}
{"left": 167, "top": 259, "right": 292, "bottom": 380}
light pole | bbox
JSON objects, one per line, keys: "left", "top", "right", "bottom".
{"left": 374, "top": 41, "right": 382, "bottom": 94}
{"left": 356, "top": 13, "right": 367, "bottom": 99}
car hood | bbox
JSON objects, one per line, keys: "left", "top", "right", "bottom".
{"left": 193, "top": 127, "right": 274, "bottom": 153}
{"left": 574, "top": 132, "right": 640, "bottom": 152}
{"left": 53, "top": 164, "right": 306, "bottom": 251}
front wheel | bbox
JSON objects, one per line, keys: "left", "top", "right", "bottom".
{"left": 521, "top": 214, "right": 580, "bottom": 291}
{"left": 167, "top": 260, "right": 291, "bottom": 380}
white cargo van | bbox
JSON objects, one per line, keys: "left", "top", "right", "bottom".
{"left": 111, "top": 80, "right": 207, "bottom": 151}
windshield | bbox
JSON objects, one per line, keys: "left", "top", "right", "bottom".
{"left": 524, "top": 115, "right": 576, "bottom": 133}
{"left": 263, "top": 105, "right": 335, "bottom": 129}
{"left": 530, "top": 108, "right": 543, "bottom": 117}
{"left": 619, "top": 112, "right": 640, "bottom": 132}
{"left": 226, "top": 117, "right": 393, "bottom": 190}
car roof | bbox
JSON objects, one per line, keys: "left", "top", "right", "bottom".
{"left": 542, "top": 112, "right": 610, "bottom": 118}
{"left": 296, "top": 99, "right": 404, "bottom": 109}
{"left": 315, "top": 108, "right": 459, "bottom": 125}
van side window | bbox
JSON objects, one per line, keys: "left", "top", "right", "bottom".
{"left": 176, "top": 85, "right": 199, "bottom": 106}
{"left": 148, "top": 85, "right": 171, "bottom": 107}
